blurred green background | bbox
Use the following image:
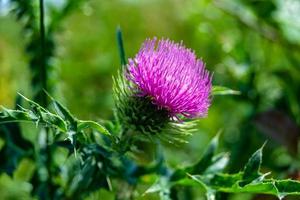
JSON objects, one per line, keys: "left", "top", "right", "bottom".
{"left": 0, "top": 0, "right": 300, "bottom": 199}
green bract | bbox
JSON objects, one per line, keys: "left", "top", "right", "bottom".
{"left": 113, "top": 71, "right": 196, "bottom": 143}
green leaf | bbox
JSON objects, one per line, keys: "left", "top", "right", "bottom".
{"left": 0, "top": 173, "right": 34, "bottom": 200}
{"left": 0, "top": 96, "right": 34, "bottom": 176}
{"left": 186, "top": 145, "right": 300, "bottom": 199}
{"left": 0, "top": 138, "right": 4, "bottom": 151}
{"left": 77, "top": 120, "right": 111, "bottom": 136}
{"left": 13, "top": 158, "right": 35, "bottom": 182}
{"left": 187, "top": 133, "right": 220, "bottom": 174}
{"left": 18, "top": 93, "right": 48, "bottom": 113}
{"left": 0, "top": 107, "right": 37, "bottom": 123}
{"left": 40, "top": 111, "right": 68, "bottom": 132}
{"left": 52, "top": 99, "right": 77, "bottom": 124}
{"left": 0, "top": 107, "right": 67, "bottom": 132}
{"left": 47, "top": 93, "right": 78, "bottom": 130}
{"left": 242, "top": 144, "right": 265, "bottom": 185}
{"left": 1, "top": 95, "right": 112, "bottom": 138}
{"left": 171, "top": 133, "right": 224, "bottom": 183}
{"left": 144, "top": 177, "right": 171, "bottom": 200}
{"left": 189, "top": 174, "right": 300, "bottom": 198}
{"left": 212, "top": 86, "right": 240, "bottom": 96}
{"left": 205, "top": 152, "right": 230, "bottom": 174}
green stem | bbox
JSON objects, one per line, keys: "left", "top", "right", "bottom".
{"left": 39, "top": 0, "right": 52, "bottom": 198}
{"left": 39, "top": 0, "right": 47, "bottom": 107}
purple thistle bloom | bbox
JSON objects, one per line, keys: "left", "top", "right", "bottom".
{"left": 127, "top": 38, "right": 212, "bottom": 119}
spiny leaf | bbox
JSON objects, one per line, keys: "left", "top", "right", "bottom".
{"left": 189, "top": 174, "right": 300, "bottom": 198}
{"left": 1, "top": 95, "right": 112, "bottom": 144}
{"left": 187, "top": 133, "right": 220, "bottom": 174}
{"left": 242, "top": 143, "right": 265, "bottom": 185}
{"left": 205, "top": 152, "right": 230, "bottom": 174}
{"left": 212, "top": 86, "right": 240, "bottom": 96}
{"left": 0, "top": 107, "right": 37, "bottom": 123}
{"left": 185, "top": 145, "right": 300, "bottom": 199}
{"left": 46, "top": 92, "right": 77, "bottom": 127}
{"left": 18, "top": 93, "right": 48, "bottom": 113}
{"left": 0, "top": 107, "right": 67, "bottom": 132}
{"left": 53, "top": 100, "right": 76, "bottom": 124}
{"left": 171, "top": 133, "right": 223, "bottom": 182}
{"left": 40, "top": 111, "right": 68, "bottom": 132}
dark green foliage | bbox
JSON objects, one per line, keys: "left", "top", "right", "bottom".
{"left": 10, "top": 0, "right": 48, "bottom": 106}
{"left": 190, "top": 174, "right": 300, "bottom": 198}
{"left": 1, "top": 94, "right": 110, "bottom": 139}
{"left": 147, "top": 136, "right": 300, "bottom": 200}
{"left": 0, "top": 95, "right": 164, "bottom": 199}
{"left": 3, "top": 95, "right": 300, "bottom": 200}
{"left": 10, "top": 0, "right": 86, "bottom": 107}
{"left": 0, "top": 98, "right": 33, "bottom": 176}
{"left": 0, "top": 94, "right": 114, "bottom": 199}
{"left": 1, "top": 0, "right": 300, "bottom": 199}
{"left": 61, "top": 144, "right": 115, "bottom": 199}
{"left": 205, "top": 151, "right": 299, "bottom": 198}
{"left": 10, "top": 0, "right": 37, "bottom": 31}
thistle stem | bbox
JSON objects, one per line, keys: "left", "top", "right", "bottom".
{"left": 39, "top": 0, "right": 47, "bottom": 107}
{"left": 39, "top": 0, "right": 52, "bottom": 198}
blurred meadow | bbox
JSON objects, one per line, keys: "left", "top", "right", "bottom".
{"left": 0, "top": 0, "right": 300, "bottom": 199}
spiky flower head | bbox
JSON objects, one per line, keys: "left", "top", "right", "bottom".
{"left": 127, "top": 38, "right": 212, "bottom": 118}
{"left": 114, "top": 38, "right": 212, "bottom": 140}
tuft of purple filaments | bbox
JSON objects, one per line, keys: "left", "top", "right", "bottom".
{"left": 127, "top": 38, "right": 212, "bottom": 119}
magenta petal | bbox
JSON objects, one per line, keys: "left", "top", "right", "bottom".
{"left": 127, "top": 38, "right": 212, "bottom": 119}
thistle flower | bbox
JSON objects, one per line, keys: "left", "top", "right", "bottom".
{"left": 127, "top": 38, "right": 212, "bottom": 119}
{"left": 113, "top": 38, "right": 212, "bottom": 139}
